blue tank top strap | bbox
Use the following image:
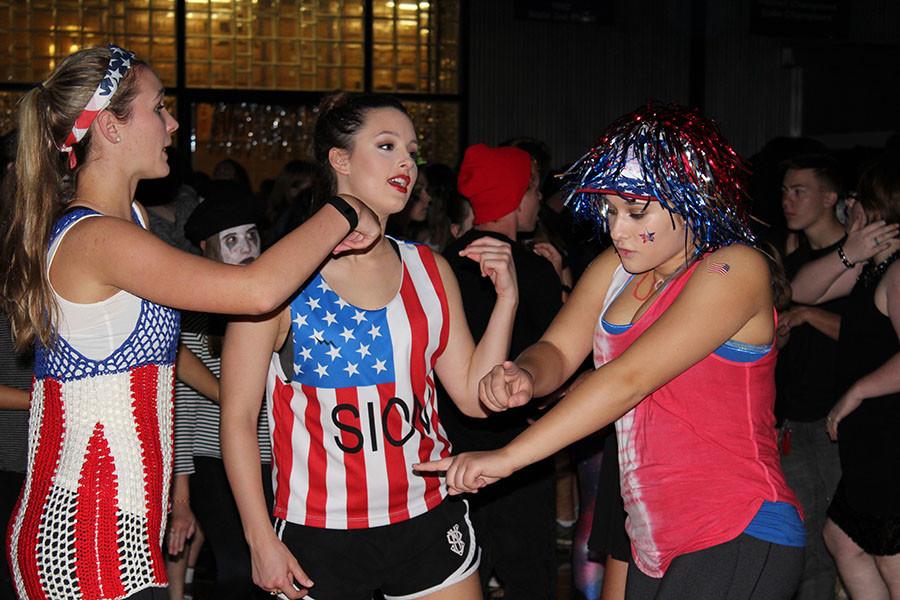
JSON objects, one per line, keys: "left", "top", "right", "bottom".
{"left": 601, "top": 318, "right": 632, "bottom": 335}
{"left": 743, "top": 501, "right": 806, "bottom": 547}
{"left": 713, "top": 339, "right": 771, "bottom": 362}
{"left": 49, "top": 206, "right": 102, "bottom": 247}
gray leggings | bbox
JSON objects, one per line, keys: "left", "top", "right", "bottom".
{"left": 626, "top": 534, "right": 804, "bottom": 599}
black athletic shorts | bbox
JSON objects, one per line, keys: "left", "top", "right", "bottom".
{"left": 276, "top": 498, "right": 479, "bottom": 600}
{"left": 625, "top": 533, "right": 804, "bottom": 599}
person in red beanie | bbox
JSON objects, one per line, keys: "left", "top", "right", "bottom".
{"left": 439, "top": 143, "right": 563, "bottom": 599}
{"left": 458, "top": 143, "right": 535, "bottom": 227}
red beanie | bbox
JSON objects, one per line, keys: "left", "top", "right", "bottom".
{"left": 457, "top": 143, "right": 532, "bottom": 225}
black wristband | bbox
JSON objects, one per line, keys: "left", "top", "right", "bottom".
{"left": 837, "top": 245, "right": 855, "bottom": 269}
{"left": 325, "top": 196, "right": 359, "bottom": 233}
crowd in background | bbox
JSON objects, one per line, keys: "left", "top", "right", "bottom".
{"left": 1, "top": 44, "right": 899, "bottom": 600}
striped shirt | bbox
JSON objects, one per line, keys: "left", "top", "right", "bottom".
{"left": 173, "top": 312, "right": 271, "bottom": 475}
{"left": 0, "top": 312, "right": 32, "bottom": 474}
{"left": 266, "top": 240, "right": 452, "bottom": 529}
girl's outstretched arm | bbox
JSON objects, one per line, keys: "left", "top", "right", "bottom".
{"left": 482, "top": 247, "right": 622, "bottom": 412}
{"left": 53, "top": 196, "right": 380, "bottom": 316}
{"left": 418, "top": 245, "right": 774, "bottom": 494}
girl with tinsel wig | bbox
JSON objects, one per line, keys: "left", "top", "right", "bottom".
{"left": 0, "top": 45, "right": 378, "bottom": 599}
{"left": 418, "top": 104, "right": 808, "bottom": 598}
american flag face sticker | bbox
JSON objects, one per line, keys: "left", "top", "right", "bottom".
{"left": 706, "top": 262, "right": 731, "bottom": 275}
{"left": 639, "top": 230, "right": 656, "bottom": 244}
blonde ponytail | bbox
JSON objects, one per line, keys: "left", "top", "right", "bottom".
{"left": 0, "top": 46, "right": 143, "bottom": 351}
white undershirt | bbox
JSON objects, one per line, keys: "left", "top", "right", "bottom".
{"left": 46, "top": 208, "right": 145, "bottom": 361}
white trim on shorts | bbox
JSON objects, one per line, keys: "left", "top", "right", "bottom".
{"left": 383, "top": 499, "right": 481, "bottom": 600}
{"left": 273, "top": 499, "right": 480, "bottom": 600}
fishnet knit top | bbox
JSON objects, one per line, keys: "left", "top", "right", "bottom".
{"left": 7, "top": 206, "right": 180, "bottom": 599}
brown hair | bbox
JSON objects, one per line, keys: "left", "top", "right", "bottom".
{"left": 856, "top": 154, "right": 900, "bottom": 226}
{"left": 0, "top": 46, "right": 144, "bottom": 351}
{"left": 313, "top": 92, "right": 409, "bottom": 200}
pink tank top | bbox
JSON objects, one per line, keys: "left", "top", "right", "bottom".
{"left": 593, "top": 261, "right": 798, "bottom": 577}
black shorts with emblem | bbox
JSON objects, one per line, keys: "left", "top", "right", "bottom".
{"left": 275, "top": 498, "right": 479, "bottom": 600}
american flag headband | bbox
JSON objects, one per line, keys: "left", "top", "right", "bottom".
{"left": 57, "top": 45, "right": 135, "bottom": 169}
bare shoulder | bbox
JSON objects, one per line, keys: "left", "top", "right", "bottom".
{"left": 65, "top": 209, "right": 147, "bottom": 238}
{"left": 55, "top": 211, "right": 150, "bottom": 257}
{"left": 429, "top": 247, "right": 452, "bottom": 275}
{"left": 579, "top": 246, "right": 622, "bottom": 288}
{"left": 885, "top": 257, "right": 900, "bottom": 284}
{"left": 879, "top": 258, "right": 900, "bottom": 297}
{"left": 695, "top": 244, "right": 770, "bottom": 282}
{"left": 430, "top": 246, "right": 450, "bottom": 269}
{"left": 678, "top": 245, "right": 774, "bottom": 313}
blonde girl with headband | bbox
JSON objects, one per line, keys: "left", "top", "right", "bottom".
{"left": 0, "top": 45, "right": 379, "bottom": 599}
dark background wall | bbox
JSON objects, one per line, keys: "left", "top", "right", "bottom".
{"left": 466, "top": 0, "right": 900, "bottom": 168}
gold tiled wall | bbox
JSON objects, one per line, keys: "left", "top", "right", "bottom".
{"left": 0, "top": 0, "right": 461, "bottom": 183}
{"left": 0, "top": 0, "right": 177, "bottom": 85}
{"left": 185, "top": 0, "right": 366, "bottom": 90}
{"left": 372, "top": 0, "right": 458, "bottom": 93}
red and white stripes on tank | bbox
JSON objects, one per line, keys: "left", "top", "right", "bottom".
{"left": 265, "top": 239, "right": 452, "bottom": 530}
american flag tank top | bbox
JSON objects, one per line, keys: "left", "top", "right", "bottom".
{"left": 266, "top": 240, "right": 453, "bottom": 529}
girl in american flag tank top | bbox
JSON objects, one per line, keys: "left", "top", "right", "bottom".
{"left": 418, "top": 104, "right": 807, "bottom": 599}
{"left": 220, "top": 93, "right": 518, "bottom": 600}
{"left": 0, "top": 46, "right": 380, "bottom": 600}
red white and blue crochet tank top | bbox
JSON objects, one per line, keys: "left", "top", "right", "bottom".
{"left": 7, "top": 206, "right": 180, "bottom": 599}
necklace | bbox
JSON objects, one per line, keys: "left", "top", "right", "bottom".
{"left": 631, "top": 272, "right": 664, "bottom": 301}
{"left": 859, "top": 251, "right": 900, "bottom": 288}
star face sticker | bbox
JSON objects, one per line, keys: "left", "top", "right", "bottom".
{"left": 368, "top": 324, "right": 382, "bottom": 339}
{"left": 343, "top": 362, "right": 359, "bottom": 377}
{"left": 339, "top": 327, "right": 355, "bottom": 343}
{"left": 639, "top": 230, "right": 656, "bottom": 244}
{"left": 356, "top": 343, "right": 371, "bottom": 359}
{"left": 293, "top": 313, "right": 308, "bottom": 329}
{"left": 314, "top": 363, "right": 329, "bottom": 378}
{"left": 372, "top": 358, "right": 387, "bottom": 374}
{"left": 352, "top": 310, "right": 367, "bottom": 325}
{"left": 305, "top": 297, "right": 321, "bottom": 311}
{"left": 298, "top": 346, "right": 313, "bottom": 361}
{"left": 325, "top": 345, "right": 342, "bottom": 362}
{"left": 323, "top": 311, "right": 338, "bottom": 326}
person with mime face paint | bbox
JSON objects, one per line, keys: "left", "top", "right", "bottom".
{"left": 166, "top": 185, "right": 279, "bottom": 600}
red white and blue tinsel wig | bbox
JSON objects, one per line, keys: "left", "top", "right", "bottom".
{"left": 564, "top": 103, "right": 756, "bottom": 256}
